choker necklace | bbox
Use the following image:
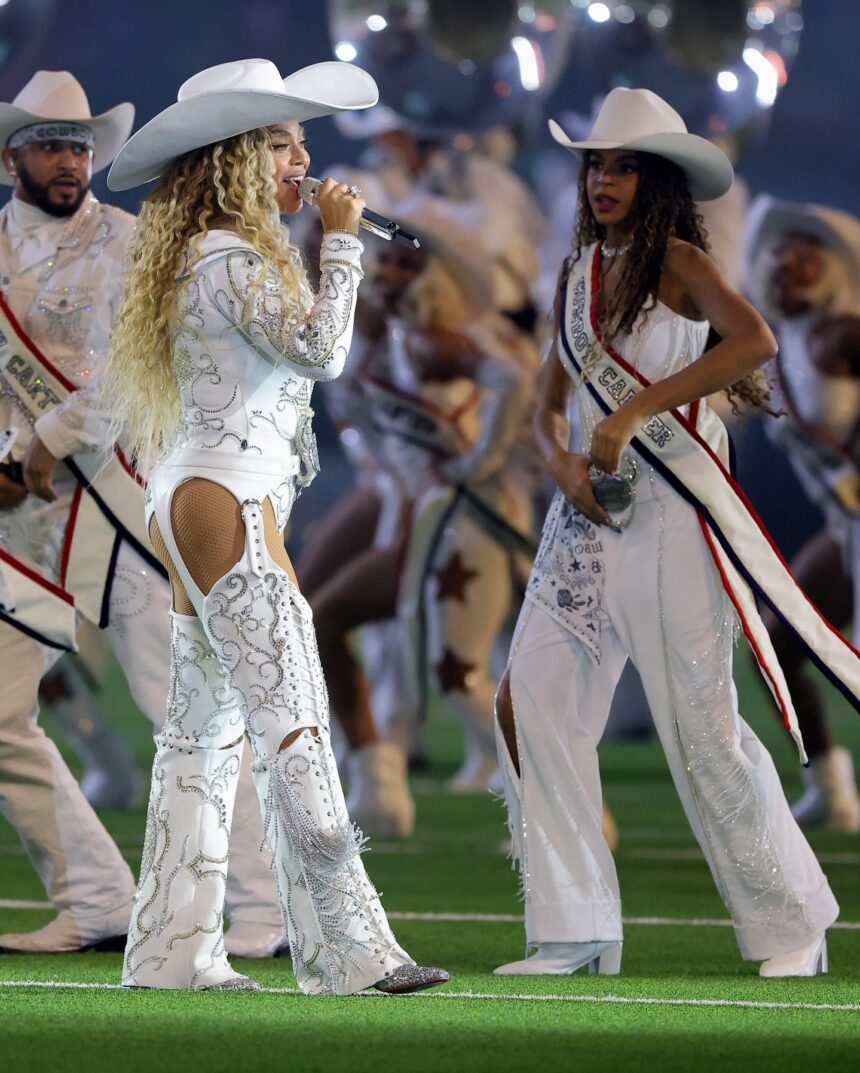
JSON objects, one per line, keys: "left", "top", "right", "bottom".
{"left": 602, "top": 241, "right": 631, "bottom": 257}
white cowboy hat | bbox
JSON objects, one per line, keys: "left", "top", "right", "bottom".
{"left": 549, "top": 87, "right": 733, "bottom": 202}
{"left": 108, "top": 58, "right": 378, "bottom": 191}
{"left": 393, "top": 198, "right": 495, "bottom": 316}
{"left": 744, "top": 195, "right": 860, "bottom": 279}
{"left": 0, "top": 70, "right": 134, "bottom": 185}
{"left": 334, "top": 104, "right": 443, "bottom": 141}
{"left": 743, "top": 194, "right": 860, "bottom": 315}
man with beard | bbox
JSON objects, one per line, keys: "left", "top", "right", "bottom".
{"left": 0, "top": 72, "right": 283, "bottom": 956}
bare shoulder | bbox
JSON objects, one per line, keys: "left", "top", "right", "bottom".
{"left": 664, "top": 239, "right": 715, "bottom": 281}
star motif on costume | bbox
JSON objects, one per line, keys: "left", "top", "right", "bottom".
{"left": 434, "top": 551, "right": 479, "bottom": 603}
{"left": 571, "top": 558, "right": 584, "bottom": 573}
{"left": 434, "top": 648, "right": 477, "bottom": 694}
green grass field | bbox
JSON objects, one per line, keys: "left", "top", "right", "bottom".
{"left": 2, "top": 655, "right": 859, "bottom": 1073}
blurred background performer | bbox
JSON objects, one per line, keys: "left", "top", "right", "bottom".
{"left": 0, "top": 69, "right": 160, "bottom": 955}
{"left": 494, "top": 88, "right": 850, "bottom": 980}
{"left": 305, "top": 208, "right": 536, "bottom": 836}
{"left": 745, "top": 196, "right": 860, "bottom": 832}
{"left": 103, "top": 58, "right": 447, "bottom": 995}
{"left": 0, "top": 70, "right": 283, "bottom": 960}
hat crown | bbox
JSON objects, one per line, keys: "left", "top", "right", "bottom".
{"left": 10, "top": 70, "right": 92, "bottom": 121}
{"left": 178, "top": 59, "right": 285, "bottom": 103}
{"left": 588, "top": 87, "right": 687, "bottom": 143}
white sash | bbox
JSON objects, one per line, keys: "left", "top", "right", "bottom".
{"left": 0, "top": 292, "right": 159, "bottom": 649}
{"left": 559, "top": 244, "right": 860, "bottom": 763}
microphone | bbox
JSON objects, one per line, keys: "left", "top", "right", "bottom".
{"left": 299, "top": 176, "right": 421, "bottom": 250}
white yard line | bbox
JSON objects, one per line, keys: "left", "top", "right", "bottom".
{"left": 0, "top": 979, "right": 857, "bottom": 1012}
{"left": 5, "top": 902, "right": 859, "bottom": 930}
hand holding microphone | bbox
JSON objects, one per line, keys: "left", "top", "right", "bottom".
{"left": 300, "top": 176, "right": 420, "bottom": 249}
{"left": 309, "top": 177, "right": 366, "bottom": 236}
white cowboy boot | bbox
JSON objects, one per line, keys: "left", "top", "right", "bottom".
{"left": 345, "top": 741, "right": 415, "bottom": 839}
{"left": 0, "top": 904, "right": 130, "bottom": 953}
{"left": 122, "top": 613, "right": 258, "bottom": 991}
{"left": 792, "top": 747, "right": 860, "bottom": 832}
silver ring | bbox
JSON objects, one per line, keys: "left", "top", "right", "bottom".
{"left": 347, "top": 184, "right": 362, "bottom": 199}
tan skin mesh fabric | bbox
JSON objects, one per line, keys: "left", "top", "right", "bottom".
{"left": 149, "top": 478, "right": 308, "bottom": 751}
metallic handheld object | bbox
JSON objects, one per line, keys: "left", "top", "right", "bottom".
{"left": 298, "top": 176, "right": 420, "bottom": 249}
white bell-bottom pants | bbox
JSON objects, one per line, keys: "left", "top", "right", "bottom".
{"left": 499, "top": 474, "right": 838, "bottom": 960}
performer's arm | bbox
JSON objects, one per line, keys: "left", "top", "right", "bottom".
{"left": 25, "top": 383, "right": 115, "bottom": 502}
{"left": 207, "top": 181, "right": 366, "bottom": 382}
{"left": 589, "top": 242, "right": 777, "bottom": 474}
{"left": 535, "top": 292, "right": 610, "bottom": 525}
{"left": 206, "top": 232, "right": 364, "bottom": 383}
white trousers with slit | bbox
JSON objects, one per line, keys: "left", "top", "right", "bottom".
{"left": 499, "top": 472, "right": 838, "bottom": 961}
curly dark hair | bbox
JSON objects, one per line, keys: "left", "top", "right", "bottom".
{"left": 562, "top": 150, "right": 774, "bottom": 415}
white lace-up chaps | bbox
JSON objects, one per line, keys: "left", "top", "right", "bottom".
{"left": 125, "top": 497, "right": 411, "bottom": 993}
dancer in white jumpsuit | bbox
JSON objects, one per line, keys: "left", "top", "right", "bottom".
{"left": 104, "top": 58, "right": 447, "bottom": 994}
{"left": 0, "top": 71, "right": 282, "bottom": 958}
{"left": 494, "top": 89, "right": 843, "bottom": 979}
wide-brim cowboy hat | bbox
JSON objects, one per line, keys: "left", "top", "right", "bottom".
{"left": 392, "top": 198, "right": 495, "bottom": 316}
{"left": 549, "top": 86, "right": 733, "bottom": 202}
{"left": 743, "top": 194, "right": 860, "bottom": 313}
{"left": 0, "top": 70, "right": 134, "bottom": 186}
{"left": 108, "top": 59, "right": 379, "bottom": 192}
{"left": 744, "top": 194, "right": 860, "bottom": 279}
{"left": 334, "top": 103, "right": 445, "bottom": 142}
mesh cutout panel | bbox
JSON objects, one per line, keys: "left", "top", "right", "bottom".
{"left": 152, "top": 478, "right": 298, "bottom": 614}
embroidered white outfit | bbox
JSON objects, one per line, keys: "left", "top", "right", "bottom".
{"left": 124, "top": 229, "right": 413, "bottom": 993}
{"left": 0, "top": 194, "right": 279, "bottom": 948}
{"left": 499, "top": 245, "right": 839, "bottom": 961}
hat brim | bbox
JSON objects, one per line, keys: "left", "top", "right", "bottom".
{"left": 0, "top": 101, "right": 135, "bottom": 185}
{"left": 108, "top": 62, "right": 379, "bottom": 191}
{"left": 744, "top": 194, "right": 860, "bottom": 285}
{"left": 548, "top": 118, "right": 734, "bottom": 202}
{"left": 334, "top": 104, "right": 444, "bottom": 141}
{"left": 395, "top": 210, "right": 495, "bottom": 316}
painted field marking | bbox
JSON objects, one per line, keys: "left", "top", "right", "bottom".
{"left": 0, "top": 979, "right": 858, "bottom": 1013}
{"left": 3, "top": 902, "right": 860, "bottom": 931}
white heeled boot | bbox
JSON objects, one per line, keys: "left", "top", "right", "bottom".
{"left": 345, "top": 741, "right": 415, "bottom": 838}
{"left": 792, "top": 747, "right": 860, "bottom": 832}
{"left": 759, "top": 934, "right": 828, "bottom": 977}
{"left": 495, "top": 941, "right": 622, "bottom": 976}
{"left": 122, "top": 614, "right": 257, "bottom": 991}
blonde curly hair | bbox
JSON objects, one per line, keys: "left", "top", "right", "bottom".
{"left": 102, "top": 127, "right": 311, "bottom": 473}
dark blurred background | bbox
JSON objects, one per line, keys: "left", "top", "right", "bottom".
{"left": 1, "top": 0, "right": 854, "bottom": 553}
{"left": 1, "top": 0, "right": 854, "bottom": 213}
